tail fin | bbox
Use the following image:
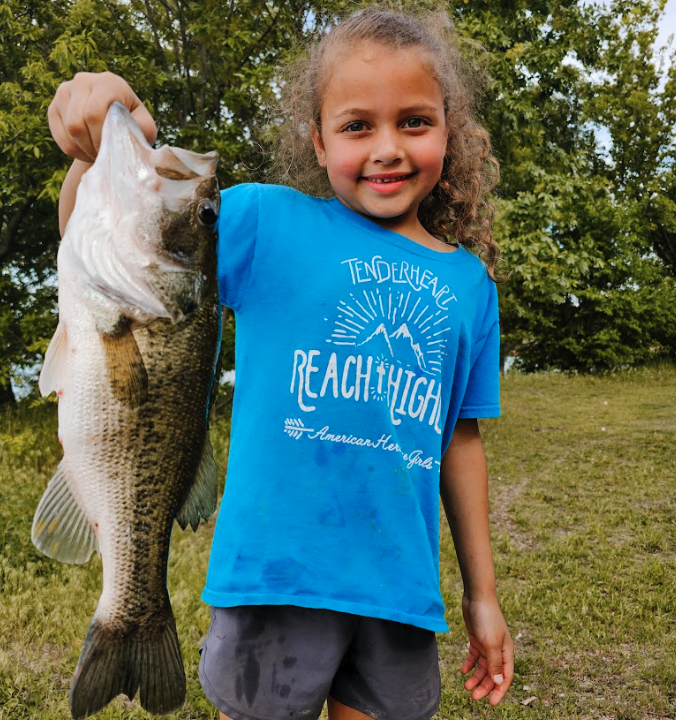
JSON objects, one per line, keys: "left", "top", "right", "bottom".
{"left": 69, "top": 606, "right": 185, "bottom": 719}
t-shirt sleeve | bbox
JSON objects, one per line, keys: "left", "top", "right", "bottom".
{"left": 458, "top": 280, "right": 501, "bottom": 419}
{"left": 217, "top": 183, "right": 259, "bottom": 310}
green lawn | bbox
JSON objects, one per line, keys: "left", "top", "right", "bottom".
{"left": 1, "top": 367, "right": 675, "bottom": 720}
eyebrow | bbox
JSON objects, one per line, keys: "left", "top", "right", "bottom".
{"left": 334, "top": 104, "right": 441, "bottom": 119}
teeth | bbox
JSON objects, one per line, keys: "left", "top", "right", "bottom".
{"left": 369, "top": 176, "right": 408, "bottom": 183}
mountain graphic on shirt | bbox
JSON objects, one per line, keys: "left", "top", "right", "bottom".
{"left": 356, "top": 322, "right": 428, "bottom": 372}
{"left": 391, "top": 323, "right": 428, "bottom": 371}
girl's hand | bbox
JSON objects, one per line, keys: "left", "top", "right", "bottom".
{"left": 48, "top": 71, "right": 157, "bottom": 163}
{"left": 460, "top": 594, "right": 514, "bottom": 705}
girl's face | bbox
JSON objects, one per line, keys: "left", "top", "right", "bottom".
{"left": 312, "top": 44, "right": 448, "bottom": 244}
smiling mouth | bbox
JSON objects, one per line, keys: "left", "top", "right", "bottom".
{"left": 362, "top": 173, "right": 415, "bottom": 184}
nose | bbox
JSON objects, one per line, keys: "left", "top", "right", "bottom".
{"left": 370, "top": 126, "right": 403, "bottom": 165}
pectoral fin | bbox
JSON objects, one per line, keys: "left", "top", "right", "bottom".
{"left": 176, "top": 434, "right": 218, "bottom": 531}
{"left": 32, "top": 461, "right": 98, "bottom": 565}
{"left": 99, "top": 319, "right": 148, "bottom": 406}
{"left": 39, "top": 322, "right": 68, "bottom": 397}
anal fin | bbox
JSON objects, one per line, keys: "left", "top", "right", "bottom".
{"left": 32, "top": 461, "right": 98, "bottom": 565}
{"left": 100, "top": 319, "right": 148, "bottom": 407}
{"left": 176, "top": 434, "right": 218, "bottom": 531}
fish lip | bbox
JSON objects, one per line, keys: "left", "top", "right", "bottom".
{"left": 105, "top": 102, "right": 219, "bottom": 180}
{"left": 106, "top": 101, "right": 152, "bottom": 150}
{"left": 165, "top": 146, "right": 219, "bottom": 179}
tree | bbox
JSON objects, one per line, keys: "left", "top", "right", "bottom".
{"left": 0, "top": 0, "right": 72, "bottom": 403}
{"left": 1, "top": 0, "right": 675, "bottom": 394}
{"left": 453, "top": 0, "right": 676, "bottom": 370}
{"left": 0, "top": 0, "right": 345, "bottom": 402}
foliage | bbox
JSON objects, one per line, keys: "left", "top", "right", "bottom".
{"left": 0, "top": 0, "right": 345, "bottom": 402}
{"left": 0, "top": 0, "right": 69, "bottom": 402}
{"left": 1, "top": 0, "right": 675, "bottom": 393}
{"left": 453, "top": 0, "right": 676, "bottom": 370}
{"left": 496, "top": 172, "right": 676, "bottom": 371}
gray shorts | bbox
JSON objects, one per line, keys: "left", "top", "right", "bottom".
{"left": 199, "top": 605, "right": 441, "bottom": 720}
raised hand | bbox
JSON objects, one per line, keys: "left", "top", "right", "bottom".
{"left": 48, "top": 71, "right": 156, "bottom": 163}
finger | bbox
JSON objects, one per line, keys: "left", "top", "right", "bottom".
{"left": 62, "top": 82, "right": 99, "bottom": 161}
{"left": 489, "top": 672, "right": 512, "bottom": 706}
{"left": 475, "top": 667, "right": 496, "bottom": 693}
{"left": 464, "top": 663, "right": 487, "bottom": 691}
{"left": 85, "top": 74, "right": 156, "bottom": 153}
{"left": 48, "top": 85, "right": 91, "bottom": 162}
{"left": 489, "top": 680, "right": 509, "bottom": 706}
{"left": 489, "top": 639, "right": 515, "bottom": 706}
{"left": 471, "top": 686, "right": 493, "bottom": 702}
{"left": 486, "top": 643, "right": 505, "bottom": 686}
{"left": 48, "top": 91, "right": 69, "bottom": 153}
{"left": 130, "top": 102, "right": 158, "bottom": 146}
{"left": 470, "top": 673, "right": 494, "bottom": 701}
{"left": 460, "top": 644, "right": 480, "bottom": 674}
{"left": 82, "top": 84, "right": 121, "bottom": 156}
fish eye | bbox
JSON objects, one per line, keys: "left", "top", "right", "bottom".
{"left": 197, "top": 199, "right": 218, "bottom": 227}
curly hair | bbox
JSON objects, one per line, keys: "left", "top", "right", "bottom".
{"left": 270, "top": 6, "right": 503, "bottom": 280}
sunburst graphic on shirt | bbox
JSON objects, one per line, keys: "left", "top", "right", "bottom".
{"left": 324, "top": 288, "right": 451, "bottom": 375}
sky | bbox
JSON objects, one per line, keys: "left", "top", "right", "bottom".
{"left": 656, "top": 0, "right": 675, "bottom": 66}
{"left": 656, "top": 0, "right": 675, "bottom": 54}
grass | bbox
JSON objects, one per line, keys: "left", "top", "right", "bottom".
{"left": 1, "top": 367, "right": 675, "bottom": 720}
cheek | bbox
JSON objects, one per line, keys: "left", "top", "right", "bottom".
{"left": 326, "top": 146, "right": 362, "bottom": 184}
{"left": 325, "top": 138, "right": 362, "bottom": 167}
{"left": 417, "top": 137, "right": 447, "bottom": 176}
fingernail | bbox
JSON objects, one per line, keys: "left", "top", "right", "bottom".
{"left": 493, "top": 674, "right": 504, "bottom": 684}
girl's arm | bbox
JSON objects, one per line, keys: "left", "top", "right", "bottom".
{"left": 440, "top": 418, "right": 513, "bottom": 706}
{"left": 59, "top": 160, "right": 92, "bottom": 235}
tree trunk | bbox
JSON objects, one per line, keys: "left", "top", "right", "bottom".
{"left": 653, "top": 224, "right": 676, "bottom": 276}
{"left": 0, "top": 203, "right": 30, "bottom": 261}
{"left": 0, "top": 379, "right": 16, "bottom": 406}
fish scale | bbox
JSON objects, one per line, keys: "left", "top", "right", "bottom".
{"left": 32, "top": 103, "right": 221, "bottom": 718}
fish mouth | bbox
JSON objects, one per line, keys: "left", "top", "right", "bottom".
{"left": 104, "top": 103, "right": 218, "bottom": 183}
{"left": 153, "top": 145, "right": 218, "bottom": 181}
{"left": 69, "top": 103, "right": 220, "bottom": 327}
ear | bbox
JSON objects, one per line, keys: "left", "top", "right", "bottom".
{"left": 310, "top": 121, "right": 327, "bottom": 168}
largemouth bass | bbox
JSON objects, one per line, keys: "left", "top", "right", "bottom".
{"left": 32, "top": 102, "right": 221, "bottom": 718}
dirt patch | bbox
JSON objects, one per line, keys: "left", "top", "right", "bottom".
{"left": 490, "top": 476, "right": 535, "bottom": 550}
{"left": 1, "top": 641, "right": 72, "bottom": 695}
{"left": 5, "top": 642, "right": 70, "bottom": 674}
{"left": 541, "top": 645, "right": 673, "bottom": 718}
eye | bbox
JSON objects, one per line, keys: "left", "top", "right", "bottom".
{"left": 197, "top": 199, "right": 217, "bottom": 227}
{"left": 403, "top": 117, "right": 428, "bottom": 129}
{"left": 343, "top": 121, "right": 367, "bottom": 133}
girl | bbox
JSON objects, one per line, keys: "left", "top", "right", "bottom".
{"left": 50, "top": 7, "right": 513, "bottom": 720}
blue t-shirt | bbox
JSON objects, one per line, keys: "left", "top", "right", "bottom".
{"left": 202, "top": 183, "right": 500, "bottom": 633}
